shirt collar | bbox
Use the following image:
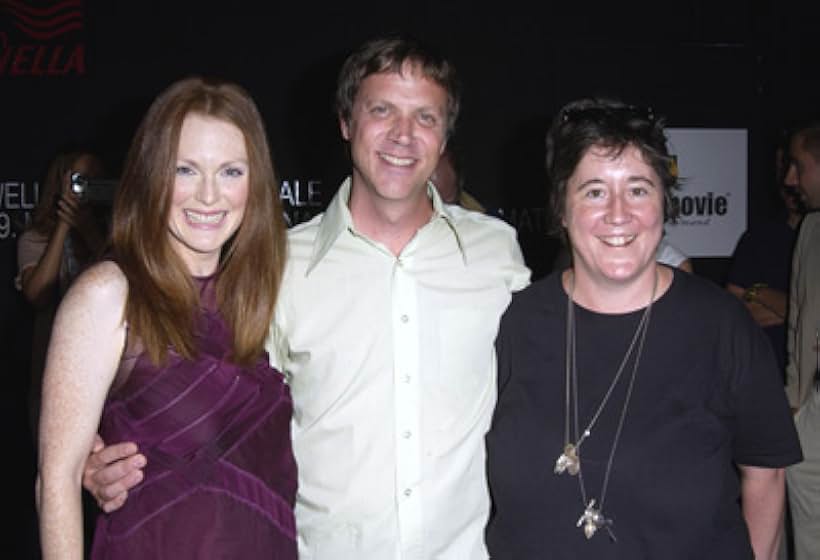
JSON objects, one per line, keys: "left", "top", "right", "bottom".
{"left": 305, "top": 177, "right": 467, "bottom": 275}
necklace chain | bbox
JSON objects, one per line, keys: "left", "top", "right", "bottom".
{"left": 555, "top": 271, "right": 658, "bottom": 541}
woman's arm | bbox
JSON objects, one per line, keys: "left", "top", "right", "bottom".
{"left": 727, "top": 283, "right": 787, "bottom": 328}
{"left": 19, "top": 220, "right": 72, "bottom": 307}
{"left": 20, "top": 182, "right": 89, "bottom": 306}
{"left": 739, "top": 464, "right": 786, "bottom": 560}
{"left": 36, "top": 261, "right": 127, "bottom": 560}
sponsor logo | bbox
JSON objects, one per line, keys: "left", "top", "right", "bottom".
{"left": 0, "top": 180, "right": 38, "bottom": 239}
{"left": 0, "top": 0, "right": 85, "bottom": 76}
{"left": 495, "top": 206, "right": 550, "bottom": 234}
{"left": 671, "top": 192, "right": 730, "bottom": 226}
{"left": 671, "top": 192, "right": 729, "bottom": 217}
{"left": 280, "top": 179, "right": 323, "bottom": 227}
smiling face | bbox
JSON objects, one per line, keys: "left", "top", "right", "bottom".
{"left": 168, "top": 113, "right": 250, "bottom": 276}
{"left": 341, "top": 64, "right": 448, "bottom": 210}
{"left": 564, "top": 144, "right": 664, "bottom": 290}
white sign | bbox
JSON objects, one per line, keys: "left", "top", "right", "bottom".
{"left": 664, "top": 128, "right": 747, "bottom": 258}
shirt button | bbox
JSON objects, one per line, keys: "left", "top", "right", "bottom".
{"left": 400, "top": 314, "right": 409, "bottom": 323}
{"left": 403, "top": 430, "right": 412, "bottom": 439}
{"left": 404, "top": 488, "right": 412, "bottom": 497}
{"left": 403, "top": 375, "right": 411, "bottom": 383}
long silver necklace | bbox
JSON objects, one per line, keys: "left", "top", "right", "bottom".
{"left": 554, "top": 271, "right": 657, "bottom": 541}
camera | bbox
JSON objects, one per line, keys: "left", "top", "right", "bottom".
{"left": 70, "top": 172, "right": 118, "bottom": 204}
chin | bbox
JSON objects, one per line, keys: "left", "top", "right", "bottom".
{"left": 598, "top": 261, "right": 649, "bottom": 282}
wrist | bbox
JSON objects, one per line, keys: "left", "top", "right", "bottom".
{"left": 743, "top": 283, "right": 767, "bottom": 303}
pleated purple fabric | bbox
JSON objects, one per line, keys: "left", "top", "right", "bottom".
{"left": 91, "top": 277, "right": 297, "bottom": 559}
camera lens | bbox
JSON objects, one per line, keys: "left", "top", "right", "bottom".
{"left": 70, "top": 172, "right": 87, "bottom": 196}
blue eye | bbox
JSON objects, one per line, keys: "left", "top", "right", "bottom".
{"left": 418, "top": 113, "right": 437, "bottom": 127}
{"left": 176, "top": 165, "right": 194, "bottom": 176}
{"left": 223, "top": 166, "right": 245, "bottom": 178}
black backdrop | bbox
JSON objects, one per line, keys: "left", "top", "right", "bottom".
{"left": 3, "top": 1, "right": 818, "bottom": 556}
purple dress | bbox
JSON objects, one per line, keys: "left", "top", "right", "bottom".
{"left": 91, "top": 277, "right": 297, "bottom": 559}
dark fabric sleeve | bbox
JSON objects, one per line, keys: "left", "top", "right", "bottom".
{"left": 727, "top": 302, "right": 803, "bottom": 467}
{"left": 726, "top": 230, "right": 755, "bottom": 288}
{"left": 494, "top": 300, "right": 515, "bottom": 399}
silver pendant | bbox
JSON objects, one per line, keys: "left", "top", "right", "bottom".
{"left": 576, "top": 499, "right": 613, "bottom": 540}
{"left": 554, "top": 443, "right": 580, "bottom": 475}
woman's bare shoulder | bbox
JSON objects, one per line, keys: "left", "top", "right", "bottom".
{"left": 62, "top": 260, "right": 128, "bottom": 311}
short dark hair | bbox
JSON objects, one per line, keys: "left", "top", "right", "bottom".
{"left": 545, "top": 97, "right": 679, "bottom": 238}
{"left": 335, "top": 35, "right": 461, "bottom": 138}
{"left": 788, "top": 118, "right": 820, "bottom": 163}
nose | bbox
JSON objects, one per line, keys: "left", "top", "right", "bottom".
{"left": 603, "top": 192, "right": 630, "bottom": 224}
{"left": 784, "top": 162, "right": 799, "bottom": 188}
{"left": 388, "top": 115, "right": 413, "bottom": 145}
{"left": 195, "top": 175, "right": 218, "bottom": 205}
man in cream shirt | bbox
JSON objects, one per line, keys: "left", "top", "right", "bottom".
{"left": 270, "top": 36, "right": 529, "bottom": 559}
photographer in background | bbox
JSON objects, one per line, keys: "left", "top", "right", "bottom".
{"left": 16, "top": 149, "right": 109, "bottom": 438}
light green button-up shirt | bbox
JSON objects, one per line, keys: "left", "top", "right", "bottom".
{"left": 269, "top": 177, "right": 530, "bottom": 560}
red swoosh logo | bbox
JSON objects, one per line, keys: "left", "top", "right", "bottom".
{"left": 0, "top": 0, "right": 83, "bottom": 40}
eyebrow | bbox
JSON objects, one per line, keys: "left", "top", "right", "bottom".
{"left": 573, "top": 175, "right": 657, "bottom": 190}
{"left": 363, "top": 97, "right": 391, "bottom": 106}
{"left": 175, "top": 158, "right": 249, "bottom": 167}
{"left": 363, "top": 96, "right": 444, "bottom": 115}
{"left": 574, "top": 178, "right": 605, "bottom": 191}
{"left": 626, "top": 175, "right": 657, "bottom": 185}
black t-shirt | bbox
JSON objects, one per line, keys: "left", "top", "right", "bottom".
{"left": 486, "top": 268, "right": 802, "bottom": 560}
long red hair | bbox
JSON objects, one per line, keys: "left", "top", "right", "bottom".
{"left": 111, "top": 76, "right": 286, "bottom": 366}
